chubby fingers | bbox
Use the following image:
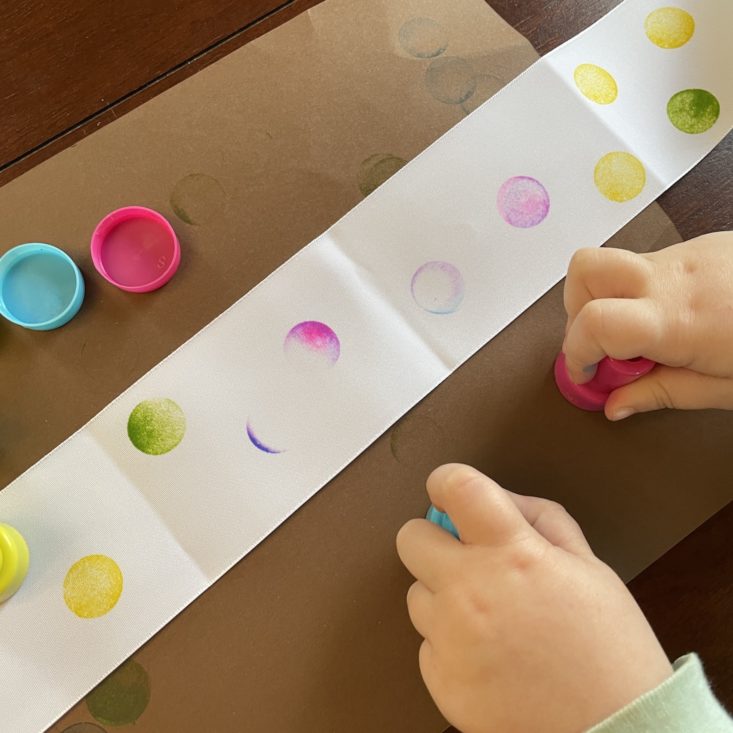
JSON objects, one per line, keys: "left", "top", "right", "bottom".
{"left": 563, "top": 298, "right": 662, "bottom": 384}
{"left": 606, "top": 366, "right": 733, "bottom": 420}
{"left": 396, "top": 516, "right": 462, "bottom": 591}
{"left": 406, "top": 581, "right": 434, "bottom": 639}
{"left": 426, "top": 464, "right": 536, "bottom": 547}
{"left": 426, "top": 464, "right": 592, "bottom": 556}
{"left": 564, "top": 248, "right": 650, "bottom": 331}
{"left": 507, "top": 492, "right": 593, "bottom": 556}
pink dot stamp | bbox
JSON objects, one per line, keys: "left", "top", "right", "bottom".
{"left": 554, "top": 353, "right": 656, "bottom": 411}
{"left": 91, "top": 206, "right": 180, "bottom": 292}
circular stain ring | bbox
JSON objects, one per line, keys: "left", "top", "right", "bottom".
{"left": 86, "top": 659, "right": 150, "bottom": 726}
{"left": 425, "top": 57, "right": 477, "bottom": 105}
{"left": 411, "top": 261, "right": 464, "bottom": 314}
{"left": 91, "top": 206, "right": 180, "bottom": 293}
{"left": 0, "top": 243, "right": 85, "bottom": 330}
{"left": 398, "top": 17, "right": 449, "bottom": 59}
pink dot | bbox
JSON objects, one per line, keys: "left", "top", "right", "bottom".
{"left": 497, "top": 176, "right": 550, "bottom": 228}
{"left": 284, "top": 321, "right": 340, "bottom": 368}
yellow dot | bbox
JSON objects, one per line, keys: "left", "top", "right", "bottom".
{"left": 64, "top": 555, "right": 123, "bottom": 618}
{"left": 594, "top": 152, "right": 646, "bottom": 203}
{"left": 645, "top": 7, "right": 695, "bottom": 48}
{"left": 574, "top": 64, "right": 618, "bottom": 104}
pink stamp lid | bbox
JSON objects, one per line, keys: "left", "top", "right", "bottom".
{"left": 91, "top": 206, "right": 180, "bottom": 293}
{"left": 554, "top": 353, "right": 656, "bottom": 412}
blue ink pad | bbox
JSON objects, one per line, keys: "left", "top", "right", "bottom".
{"left": 426, "top": 505, "right": 460, "bottom": 539}
{"left": 0, "top": 243, "right": 84, "bottom": 330}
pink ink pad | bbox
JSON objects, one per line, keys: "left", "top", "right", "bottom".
{"left": 91, "top": 207, "right": 180, "bottom": 292}
{"left": 554, "top": 353, "right": 655, "bottom": 411}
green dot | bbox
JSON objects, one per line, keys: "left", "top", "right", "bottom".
{"left": 86, "top": 659, "right": 151, "bottom": 726}
{"left": 357, "top": 154, "right": 407, "bottom": 197}
{"left": 128, "top": 398, "right": 186, "bottom": 455}
{"left": 667, "top": 89, "right": 720, "bottom": 134}
{"left": 425, "top": 57, "right": 476, "bottom": 105}
{"left": 398, "top": 17, "right": 448, "bottom": 59}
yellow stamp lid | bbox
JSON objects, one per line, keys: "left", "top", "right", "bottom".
{"left": 0, "top": 523, "right": 30, "bottom": 603}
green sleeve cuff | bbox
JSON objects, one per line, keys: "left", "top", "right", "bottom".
{"left": 587, "top": 654, "right": 732, "bottom": 733}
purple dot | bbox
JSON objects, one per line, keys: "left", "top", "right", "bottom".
{"left": 284, "top": 321, "right": 340, "bottom": 368}
{"left": 246, "top": 419, "right": 284, "bottom": 454}
{"left": 497, "top": 176, "right": 550, "bottom": 228}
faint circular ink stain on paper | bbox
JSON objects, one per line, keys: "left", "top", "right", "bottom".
{"left": 667, "top": 89, "right": 720, "bottom": 134}
{"left": 497, "top": 176, "right": 550, "bottom": 228}
{"left": 645, "top": 7, "right": 695, "bottom": 48}
{"left": 425, "top": 57, "right": 476, "bottom": 105}
{"left": 246, "top": 419, "right": 284, "bottom": 454}
{"left": 594, "top": 152, "right": 646, "bottom": 202}
{"left": 461, "top": 73, "right": 503, "bottom": 114}
{"left": 170, "top": 173, "right": 226, "bottom": 225}
{"left": 411, "top": 262, "right": 464, "bottom": 314}
{"left": 358, "top": 154, "right": 407, "bottom": 197}
{"left": 398, "top": 17, "right": 448, "bottom": 58}
{"left": 63, "top": 555, "right": 123, "bottom": 619}
{"left": 574, "top": 64, "right": 618, "bottom": 104}
{"left": 284, "top": 321, "right": 340, "bottom": 369}
{"left": 390, "top": 415, "right": 449, "bottom": 468}
{"left": 86, "top": 659, "right": 151, "bottom": 727}
{"left": 61, "top": 724, "right": 107, "bottom": 733}
{"left": 128, "top": 398, "right": 186, "bottom": 455}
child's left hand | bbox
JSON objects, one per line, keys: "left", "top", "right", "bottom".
{"left": 396, "top": 464, "right": 672, "bottom": 733}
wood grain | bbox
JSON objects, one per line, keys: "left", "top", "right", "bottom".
{"left": 0, "top": 0, "right": 729, "bottom": 730}
{"left": 630, "top": 502, "right": 733, "bottom": 711}
{"left": 0, "top": 0, "right": 325, "bottom": 186}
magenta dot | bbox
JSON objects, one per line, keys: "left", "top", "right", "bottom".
{"left": 284, "top": 321, "right": 340, "bottom": 368}
{"left": 497, "top": 176, "right": 550, "bottom": 228}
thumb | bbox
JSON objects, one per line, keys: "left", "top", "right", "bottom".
{"left": 606, "top": 366, "right": 733, "bottom": 420}
{"left": 508, "top": 493, "right": 594, "bottom": 557}
{"left": 426, "top": 464, "right": 535, "bottom": 547}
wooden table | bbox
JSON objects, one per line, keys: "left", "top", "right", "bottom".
{"left": 2, "top": 0, "right": 730, "bottom": 728}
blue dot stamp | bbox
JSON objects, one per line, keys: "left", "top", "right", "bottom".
{"left": 426, "top": 505, "right": 460, "bottom": 539}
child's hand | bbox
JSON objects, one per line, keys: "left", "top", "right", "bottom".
{"left": 396, "top": 464, "right": 672, "bottom": 733}
{"left": 563, "top": 231, "right": 733, "bottom": 420}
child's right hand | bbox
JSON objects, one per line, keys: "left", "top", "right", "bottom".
{"left": 562, "top": 231, "right": 733, "bottom": 420}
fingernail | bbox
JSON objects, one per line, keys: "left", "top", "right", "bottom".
{"left": 570, "top": 363, "right": 596, "bottom": 384}
{"left": 610, "top": 408, "right": 634, "bottom": 421}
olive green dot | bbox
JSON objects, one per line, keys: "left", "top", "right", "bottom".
{"left": 86, "top": 659, "right": 151, "bottom": 726}
{"left": 667, "top": 89, "right": 720, "bottom": 134}
{"left": 357, "top": 154, "right": 407, "bottom": 197}
{"left": 170, "top": 173, "right": 226, "bottom": 225}
{"left": 127, "top": 398, "right": 186, "bottom": 455}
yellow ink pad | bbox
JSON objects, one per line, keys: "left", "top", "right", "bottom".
{"left": 0, "top": 523, "right": 30, "bottom": 603}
